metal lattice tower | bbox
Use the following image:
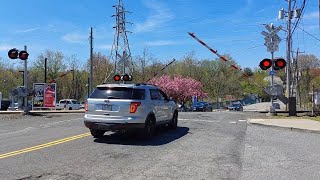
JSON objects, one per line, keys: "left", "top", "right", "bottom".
{"left": 105, "top": 0, "right": 133, "bottom": 82}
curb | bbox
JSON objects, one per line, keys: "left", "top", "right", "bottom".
{"left": 248, "top": 121, "right": 320, "bottom": 134}
{"left": 0, "top": 110, "right": 85, "bottom": 115}
{"left": 244, "top": 110, "right": 311, "bottom": 113}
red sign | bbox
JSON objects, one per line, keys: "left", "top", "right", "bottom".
{"left": 44, "top": 83, "right": 56, "bottom": 107}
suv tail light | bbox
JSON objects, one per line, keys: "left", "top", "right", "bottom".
{"left": 85, "top": 100, "right": 88, "bottom": 111}
{"left": 130, "top": 102, "right": 141, "bottom": 113}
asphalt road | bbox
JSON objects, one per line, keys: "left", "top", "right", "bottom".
{"left": 0, "top": 112, "right": 319, "bottom": 180}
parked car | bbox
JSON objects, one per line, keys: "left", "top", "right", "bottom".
{"left": 228, "top": 101, "right": 243, "bottom": 111}
{"left": 79, "top": 101, "right": 85, "bottom": 109}
{"left": 8, "top": 102, "right": 19, "bottom": 111}
{"left": 84, "top": 83, "right": 178, "bottom": 138}
{"left": 0, "top": 100, "right": 11, "bottom": 111}
{"left": 56, "top": 99, "right": 81, "bottom": 110}
{"left": 191, "top": 102, "right": 213, "bottom": 112}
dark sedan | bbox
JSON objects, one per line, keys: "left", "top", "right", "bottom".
{"left": 228, "top": 102, "right": 243, "bottom": 111}
{"left": 191, "top": 102, "right": 213, "bottom": 112}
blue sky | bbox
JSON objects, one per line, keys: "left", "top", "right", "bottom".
{"left": 0, "top": 0, "right": 319, "bottom": 70}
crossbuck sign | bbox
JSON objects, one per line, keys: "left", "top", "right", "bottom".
{"left": 261, "top": 24, "right": 282, "bottom": 52}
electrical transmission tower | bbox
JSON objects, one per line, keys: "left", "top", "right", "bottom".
{"left": 105, "top": 0, "right": 133, "bottom": 83}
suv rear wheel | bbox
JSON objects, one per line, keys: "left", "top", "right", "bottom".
{"left": 90, "top": 129, "right": 105, "bottom": 138}
{"left": 144, "top": 116, "right": 156, "bottom": 137}
{"left": 169, "top": 112, "right": 178, "bottom": 129}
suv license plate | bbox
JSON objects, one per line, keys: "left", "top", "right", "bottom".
{"left": 102, "top": 104, "right": 112, "bottom": 111}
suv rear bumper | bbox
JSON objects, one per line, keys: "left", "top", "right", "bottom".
{"left": 84, "top": 121, "right": 145, "bottom": 131}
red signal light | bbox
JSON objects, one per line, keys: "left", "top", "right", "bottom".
{"left": 8, "top": 49, "right": 19, "bottom": 59}
{"left": 263, "top": 61, "right": 271, "bottom": 67}
{"left": 113, "top": 74, "right": 121, "bottom": 81}
{"left": 259, "top": 59, "right": 272, "bottom": 70}
{"left": 274, "top": 58, "right": 286, "bottom": 70}
{"left": 19, "top": 51, "right": 29, "bottom": 60}
{"left": 123, "top": 74, "right": 130, "bottom": 81}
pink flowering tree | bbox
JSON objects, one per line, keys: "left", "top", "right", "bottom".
{"left": 148, "top": 75, "right": 207, "bottom": 103}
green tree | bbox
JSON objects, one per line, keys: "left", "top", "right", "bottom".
{"left": 87, "top": 52, "right": 113, "bottom": 86}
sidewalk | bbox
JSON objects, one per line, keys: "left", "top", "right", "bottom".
{"left": 248, "top": 118, "right": 320, "bottom": 133}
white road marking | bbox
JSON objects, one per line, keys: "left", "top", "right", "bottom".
{"left": 238, "top": 120, "right": 247, "bottom": 122}
{"left": 229, "top": 121, "right": 237, "bottom": 124}
{"left": 179, "top": 119, "right": 220, "bottom": 123}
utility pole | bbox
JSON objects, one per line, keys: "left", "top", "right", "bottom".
{"left": 89, "top": 27, "right": 93, "bottom": 95}
{"left": 312, "top": 84, "right": 315, "bottom": 116}
{"left": 23, "top": 45, "right": 28, "bottom": 113}
{"left": 44, "top": 58, "right": 47, "bottom": 83}
{"left": 279, "top": 1, "right": 301, "bottom": 116}
{"left": 105, "top": 0, "right": 133, "bottom": 83}
{"left": 72, "top": 67, "right": 75, "bottom": 99}
{"left": 286, "top": 0, "right": 292, "bottom": 105}
{"left": 292, "top": 48, "right": 304, "bottom": 107}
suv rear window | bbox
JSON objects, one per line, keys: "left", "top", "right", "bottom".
{"left": 90, "top": 87, "right": 145, "bottom": 100}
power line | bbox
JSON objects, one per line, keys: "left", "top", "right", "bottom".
{"left": 297, "top": 25, "right": 320, "bottom": 42}
{"left": 291, "top": 0, "right": 306, "bottom": 35}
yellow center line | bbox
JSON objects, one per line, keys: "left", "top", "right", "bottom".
{"left": 0, "top": 132, "right": 91, "bottom": 159}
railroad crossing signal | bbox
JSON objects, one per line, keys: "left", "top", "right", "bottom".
{"left": 8, "top": 48, "right": 29, "bottom": 60}
{"left": 259, "top": 58, "right": 286, "bottom": 71}
{"left": 113, "top": 74, "right": 133, "bottom": 82}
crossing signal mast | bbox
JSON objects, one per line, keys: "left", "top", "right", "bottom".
{"left": 105, "top": 0, "right": 134, "bottom": 83}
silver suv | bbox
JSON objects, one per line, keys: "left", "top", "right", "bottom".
{"left": 84, "top": 83, "right": 178, "bottom": 138}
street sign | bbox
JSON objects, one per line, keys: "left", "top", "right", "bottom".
{"left": 262, "top": 24, "right": 282, "bottom": 53}
{"left": 263, "top": 84, "right": 283, "bottom": 96}
{"left": 269, "top": 70, "right": 276, "bottom": 76}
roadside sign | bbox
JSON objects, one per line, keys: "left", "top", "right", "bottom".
{"left": 262, "top": 24, "right": 282, "bottom": 53}
{"left": 263, "top": 84, "right": 283, "bottom": 96}
{"left": 269, "top": 70, "right": 276, "bottom": 76}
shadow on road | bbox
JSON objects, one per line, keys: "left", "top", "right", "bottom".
{"left": 93, "top": 126, "right": 189, "bottom": 146}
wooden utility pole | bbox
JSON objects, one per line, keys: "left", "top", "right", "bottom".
{"left": 89, "top": 27, "right": 93, "bottom": 95}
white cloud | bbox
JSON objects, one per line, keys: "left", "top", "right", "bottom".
{"left": 145, "top": 40, "right": 176, "bottom": 46}
{"left": 133, "top": 0, "right": 174, "bottom": 33}
{"left": 0, "top": 44, "right": 17, "bottom": 51}
{"left": 62, "top": 33, "right": 88, "bottom": 43}
{"left": 304, "top": 11, "right": 318, "bottom": 20}
{"left": 15, "top": 27, "right": 40, "bottom": 33}
{"left": 96, "top": 44, "right": 113, "bottom": 50}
